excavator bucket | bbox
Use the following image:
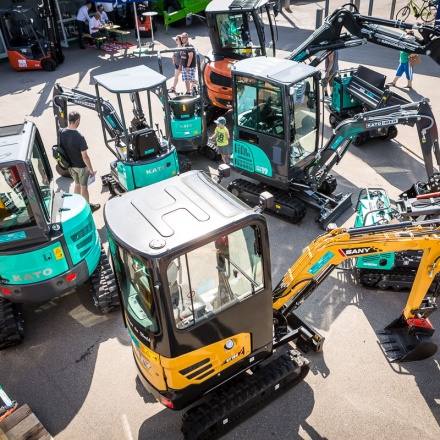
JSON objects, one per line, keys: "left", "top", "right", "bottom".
{"left": 377, "top": 315, "right": 438, "bottom": 363}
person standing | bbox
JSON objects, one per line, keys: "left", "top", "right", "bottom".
{"left": 180, "top": 33, "right": 197, "bottom": 94}
{"left": 168, "top": 35, "right": 182, "bottom": 93}
{"left": 76, "top": 1, "right": 92, "bottom": 49}
{"left": 322, "top": 50, "right": 339, "bottom": 97}
{"left": 209, "top": 117, "right": 230, "bottom": 164}
{"left": 102, "top": 2, "right": 117, "bottom": 23}
{"left": 388, "top": 50, "right": 413, "bottom": 89}
{"left": 388, "top": 31, "right": 417, "bottom": 89}
{"left": 59, "top": 111, "right": 100, "bottom": 213}
{"left": 97, "top": 4, "right": 109, "bottom": 25}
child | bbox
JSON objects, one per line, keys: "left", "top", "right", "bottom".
{"left": 210, "top": 117, "right": 230, "bottom": 164}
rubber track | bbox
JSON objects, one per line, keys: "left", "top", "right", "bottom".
{"left": 89, "top": 247, "right": 120, "bottom": 314}
{"left": 178, "top": 154, "right": 192, "bottom": 174}
{"left": 0, "top": 299, "right": 24, "bottom": 350}
{"left": 358, "top": 267, "right": 438, "bottom": 291}
{"left": 181, "top": 351, "right": 309, "bottom": 440}
{"left": 230, "top": 179, "right": 307, "bottom": 223}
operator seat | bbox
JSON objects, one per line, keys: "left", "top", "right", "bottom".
{"left": 131, "top": 128, "right": 161, "bottom": 161}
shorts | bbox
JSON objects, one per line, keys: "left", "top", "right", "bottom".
{"left": 174, "top": 64, "right": 181, "bottom": 70}
{"left": 396, "top": 62, "right": 413, "bottom": 80}
{"left": 182, "top": 67, "right": 196, "bottom": 82}
{"left": 217, "top": 144, "right": 231, "bottom": 156}
{"left": 322, "top": 71, "right": 338, "bottom": 88}
{"left": 69, "top": 167, "right": 89, "bottom": 186}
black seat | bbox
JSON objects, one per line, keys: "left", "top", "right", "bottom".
{"left": 131, "top": 129, "right": 161, "bottom": 161}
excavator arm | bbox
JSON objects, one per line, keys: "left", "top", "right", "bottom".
{"left": 303, "top": 99, "right": 440, "bottom": 189}
{"left": 289, "top": 6, "right": 440, "bottom": 67}
{"left": 272, "top": 219, "right": 440, "bottom": 361}
{"left": 52, "top": 83, "right": 126, "bottom": 158}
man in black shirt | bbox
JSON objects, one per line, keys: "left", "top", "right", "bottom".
{"left": 59, "top": 111, "right": 100, "bottom": 212}
{"left": 180, "top": 33, "right": 197, "bottom": 94}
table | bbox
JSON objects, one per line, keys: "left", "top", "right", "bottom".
{"left": 142, "top": 11, "right": 159, "bottom": 47}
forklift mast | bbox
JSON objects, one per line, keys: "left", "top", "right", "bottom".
{"left": 39, "top": 0, "right": 64, "bottom": 65}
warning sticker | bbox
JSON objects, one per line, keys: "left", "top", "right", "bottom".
{"left": 53, "top": 246, "right": 64, "bottom": 260}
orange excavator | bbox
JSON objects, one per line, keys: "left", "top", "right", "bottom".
{"left": 201, "top": 2, "right": 440, "bottom": 120}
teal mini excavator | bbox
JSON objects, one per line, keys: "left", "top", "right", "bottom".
{"left": 53, "top": 65, "right": 190, "bottom": 196}
{"left": 0, "top": 121, "right": 118, "bottom": 349}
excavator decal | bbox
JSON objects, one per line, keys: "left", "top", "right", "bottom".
{"left": 338, "top": 246, "right": 381, "bottom": 257}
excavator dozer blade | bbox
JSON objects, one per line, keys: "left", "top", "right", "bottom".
{"left": 377, "top": 315, "right": 438, "bottom": 363}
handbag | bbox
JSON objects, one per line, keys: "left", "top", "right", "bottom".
{"left": 52, "top": 130, "right": 71, "bottom": 171}
{"left": 408, "top": 53, "right": 421, "bottom": 67}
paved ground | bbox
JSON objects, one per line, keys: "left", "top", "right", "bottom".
{"left": 1, "top": 1, "right": 439, "bottom": 439}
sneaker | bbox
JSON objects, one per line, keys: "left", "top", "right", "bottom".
{"left": 168, "top": 87, "right": 176, "bottom": 93}
{"left": 387, "top": 82, "right": 395, "bottom": 87}
{"left": 404, "top": 85, "right": 412, "bottom": 89}
{"left": 89, "top": 203, "right": 101, "bottom": 213}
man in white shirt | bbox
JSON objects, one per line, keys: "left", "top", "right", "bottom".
{"left": 76, "top": 1, "right": 92, "bottom": 49}
{"left": 97, "top": 5, "right": 109, "bottom": 24}
{"left": 89, "top": 13, "right": 106, "bottom": 40}
{"left": 102, "top": 2, "right": 117, "bottom": 23}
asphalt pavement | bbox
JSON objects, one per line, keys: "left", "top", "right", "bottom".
{"left": 1, "top": 1, "right": 439, "bottom": 439}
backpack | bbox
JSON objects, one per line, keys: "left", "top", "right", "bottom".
{"left": 52, "top": 130, "right": 71, "bottom": 171}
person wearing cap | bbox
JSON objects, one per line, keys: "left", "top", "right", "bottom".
{"left": 209, "top": 117, "right": 230, "bottom": 164}
{"left": 168, "top": 35, "right": 182, "bottom": 93}
{"left": 59, "top": 111, "right": 100, "bottom": 213}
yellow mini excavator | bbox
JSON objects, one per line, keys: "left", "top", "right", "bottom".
{"left": 104, "top": 169, "right": 439, "bottom": 439}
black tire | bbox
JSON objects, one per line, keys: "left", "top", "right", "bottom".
{"left": 319, "top": 175, "right": 337, "bottom": 195}
{"left": 178, "top": 154, "right": 192, "bottom": 173}
{"left": 166, "top": 0, "right": 181, "bottom": 14}
{"left": 420, "top": 5, "right": 437, "bottom": 23}
{"left": 56, "top": 164, "right": 72, "bottom": 178}
{"left": 228, "top": 183, "right": 241, "bottom": 198}
{"left": 384, "top": 126, "right": 398, "bottom": 141}
{"left": 352, "top": 133, "right": 365, "bottom": 146}
{"left": 41, "top": 57, "right": 57, "bottom": 72}
{"left": 329, "top": 113, "right": 338, "bottom": 128}
{"left": 358, "top": 270, "right": 381, "bottom": 288}
{"left": 395, "top": 6, "right": 410, "bottom": 21}
{"left": 204, "top": 146, "right": 217, "bottom": 160}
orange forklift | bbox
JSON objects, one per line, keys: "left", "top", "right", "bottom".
{"left": 0, "top": 1, "right": 63, "bottom": 72}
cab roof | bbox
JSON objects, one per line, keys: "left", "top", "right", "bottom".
{"left": 93, "top": 65, "right": 166, "bottom": 93}
{"left": 104, "top": 171, "right": 264, "bottom": 259}
{"left": 232, "top": 57, "right": 318, "bottom": 86}
{"left": 206, "top": 0, "right": 269, "bottom": 13}
{"left": 0, "top": 122, "right": 33, "bottom": 166}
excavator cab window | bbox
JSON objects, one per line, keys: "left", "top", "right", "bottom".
{"left": 236, "top": 77, "right": 283, "bottom": 137}
{"left": 114, "top": 247, "right": 159, "bottom": 334}
{"left": 0, "top": 165, "right": 35, "bottom": 232}
{"left": 216, "top": 12, "right": 261, "bottom": 57}
{"left": 167, "top": 225, "right": 264, "bottom": 330}
{"left": 30, "top": 137, "right": 51, "bottom": 217}
{"left": 289, "top": 76, "right": 318, "bottom": 164}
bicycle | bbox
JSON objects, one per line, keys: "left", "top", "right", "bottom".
{"left": 395, "top": 0, "right": 438, "bottom": 23}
